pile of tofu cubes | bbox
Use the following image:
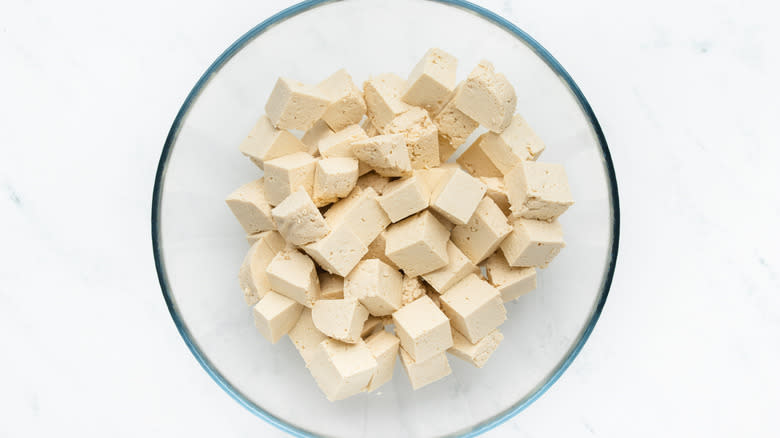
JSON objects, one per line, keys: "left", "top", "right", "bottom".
{"left": 225, "top": 48, "right": 574, "bottom": 401}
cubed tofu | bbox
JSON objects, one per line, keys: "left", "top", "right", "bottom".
{"left": 456, "top": 134, "right": 503, "bottom": 177}
{"left": 450, "top": 196, "right": 512, "bottom": 264}
{"left": 302, "top": 224, "right": 367, "bottom": 277}
{"left": 344, "top": 259, "right": 403, "bottom": 316}
{"left": 302, "top": 120, "right": 334, "bottom": 155}
{"left": 439, "top": 273, "right": 507, "bottom": 343}
{"left": 401, "top": 48, "right": 457, "bottom": 114}
{"left": 505, "top": 161, "right": 574, "bottom": 221}
{"left": 362, "top": 231, "right": 398, "bottom": 269}
{"left": 263, "top": 152, "right": 318, "bottom": 206}
{"left": 324, "top": 187, "right": 390, "bottom": 246}
{"left": 399, "top": 348, "right": 452, "bottom": 390}
{"left": 308, "top": 339, "right": 378, "bottom": 401}
{"left": 271, "top": 189, "right": 330, "bottom": 246}
{"left": 313, "top": 157, "right": 359, "bottom": 207}
{"left": 266, "top": 247, "right": 320, "bottom": 307}
{"left": 316, "top": 124, "right": 369, "bottom": 159}
{"left": 500, "top": 218, "right": 565, "bottom": 268}
{"left": 317, "top": 69, "right": 367, "bottom": 131}
{"left": 363, "top": 73, "right": 413, "bottom": 129}
{"left": 288, "top": 307, "right": 327, "bottom": 364}
{"left": 239, "top": 115, "right": 307, "bottom": 169}
{"left": 421, "top": 241, "right": 479, "bottom": 293}
{"left": 361, "top": 315, "right": 384, "bottom": 338}
{"left": 480, "top": 176, "right": 511, "bottom": 216}
{"left": 253, "top": 291, "right": 303, "bottom": 344}
{"left": 453, "top": 60, "right": 516, "bottom": 133}
{"left": 312, "top": 298, "right": 369, "bottom": 344}
{"left": 383, "top": 107, "right": 439, "bottom": 169}
{"left": 265, "top": 77, "right": 330, "bottom": 130}
{"left": 448, "top": 328, "right": 503, "bottom": 368}
{"left": 472, "top": 115, "right": 545, "bottom": 174}
{"left": 238, "top": 231, "right": 286, "bottom": 305}
{"left": 226, "top": 179, "right": 276, "bottom": 234}
{"left": 318, "top": 271, "right": 344, "bottom": 299}
{"left": 351, "top": 134, "right": 412, "bottom": 178}
{"left": 384, "top": 210, "right": 450, "bottom": 277}
{"left": 433, "top": 84, "right": 479, "bottom": 153}
{"left": 377, "top": 175, "right": 429, "bottom": 223}
{"left": 430, "top": 168, "right": 487, "bottom": 225}
{"left": 355, "top": 171, "right": 390, "bottom": 194}
{"left": 392, "top": 295, "right": 453, "bottom": 362}
{"left": 365, "top": 330, "right": 400, "bottom": 392}
{"left": 485, "top": 252, "right": 537, "bottom": 301}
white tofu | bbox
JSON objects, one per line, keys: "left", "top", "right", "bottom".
{"left": 450, "top": 196, "right": 512, "bottom": 264}
{"left": 253, "top": 291, "right": 303, "bottom": 344}
{"left": 456, "top": 134, "right": 503, "bottom": 177}
{"left": 271, "top": 189, "right": 330, "bottom": 246}
{"left": 316, "top": 124, "right": 369, "bottom": 159}
{"left": 433, "top": 84, "right": 479, "bottom": 153}
{"left": 263, "top": 152, "right": 317, "bottom": 206}
{"left": 453, "top": 60, "right": 516, "bottom": 133}
{"left": 288, "top": 307, "right": 327, "bottom": 364}
{"left": 302, "top": 119, "right": 334, "bottom": 155}
{"left": 472, "top": 114, "right": 545, "bottom": 174}
{"left": 401, "top": 48, "right": 457, "bottom": 114}
{"left": 344, "top": 259, "right": 403, "bottom": 316}
{"left": 439, "top": 273, "right": 506, "bottom": 343}
{"left": 355, "top": 171, "right": 390, "bottom": 194}
{"left": 392, "top": 295, "right": 453, "bottom": 362}
{"left": 365, "top": 330, "right": 400, "bottom": 392}
{"left": 238, "top": 232, "right": 285, "bottom": 305}
{"left": 401, "top": 275, "right": 427, "bottom": 306}
{"left": 485, "top": 252, "right": 537, "bottom": 301}
{"left": 480, "top": 176, "right": 511, "bottom": 216}
{"left": 312, "top": 298, "right": 369, "bottom": 344}
{"left": 421, "top": 241, "right": 479, "bottom": 293}
{"left": 324, "top": 187, "right": 390, "bottom": 247}
{"left": 384, "top": 210, "right": 450, "bottom": 277}
{"left": 430, "top": 168, "right": 487, "bottom": 225}
{"left": 505, "top": 161, "right": 574, "bottom": 221}
{"left": 383, "top": 107, "right": 440, "bottom": 169}
{"left": 377, "top": 175, "right": 429, "bottom": 222}
{"left": 265, "top": 77, "right": 330, "bottom": 130}
{"left": 318, "top": 271, "right": 344, "bottom": 300}
{"left": 225, "top": 179, "right": 276, "bottom": 234}
{"left": 308, "top": 339, "right": 378, "bottom": 401}
{"left": 448, "top": 328, "right": 503, "bottom": 368}
{"left": 363, "top": 73, "right": 413, "bottom": 129}
{"left": 500, "top": 218, "right": 565, "bottom": 268}
{"left": 361, "top": 316, "right": 384, "bottom": 338}
{"left": 302, "top": 224, "right": 367, "bottom": 277}
{"left": 313, "top": 157, "right": 359, "bottom": 207}
{"left": 317, "top": 69, "right": 367, "bottom": 131}
{"left": 266, "top": 247, "right": 320, "bottom": 307}
{"left": 351, "top": 134, "right": 412, "bottom": 178}
{"left": 399, "top": 348, "right": 451, "bottom": 390}
{"left": 239, "top": 115, "right": 307, "bottom": 169}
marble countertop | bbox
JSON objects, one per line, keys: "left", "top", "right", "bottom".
{"left": 1, "top": 0, "right": 779, "bottom": 436}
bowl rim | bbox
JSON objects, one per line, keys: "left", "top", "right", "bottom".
{"left": 151, "top": 0, "right": 621, "bottom": 436}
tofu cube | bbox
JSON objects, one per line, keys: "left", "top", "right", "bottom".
{"left": 485, "top": 252, "right": 537, "bottom": 301}
{"left": 288, "top": 307, "right": 327, "bottom": 364}
{"left": 361, "top": 316, "right": 384, "bottom": 338}
{"left": 344, "top": 259, "right": 403, "bottom": 316}
{"left": 263, "top": 152, "right": 317, "bottom": 206}
{"left": 365, "top": 330, "right": 400, "bottom": 392}
{"left": 505, "top": 161, "right": 574, "bottom": 221}
{"left": 421, "top": 241, "right": 479, "bottom": 293}
{"left": 225, "top": 179, "right": 276, "bottom": 234}
{"left": 500, "top": 218, "right": 565, "bottom": 268}
{"left": 363, "top": 73, "right": 413, "bottom": 129}
{"left": 302, "top": 224, "right": 367, "bottom": 277}
{"left": 401, "top": 48, "right": 457, "bottom": 114}
{"left": 313, "top": 157, "right": 359, "bottom": 207}
{"left": 323, "top": 187, "right": 390, "bottom": 246}
{"left": 448, "top": 328, "right": 503, "bottom": 368}
{"left": 265, "top": 77, "right": 329, "bottom": 130}
{"left": 392, "top": 295, "right": 453, "bottom": 362}
{"left": 266, "top": 247, "right": 320, "bottom": 307}
{"left": 253, "top": 291, "right": 303, "bottom": 344}
{"left": 480, "top": 176, "right": 511, "bottom": 216}
{"left": 351, "top": 134, "right": 412, "bottom": 178}
{"left": 383, "top": 107, "right": 439, "bottom": 170}
{"left": 384, "top": 210, "right": 450, "bottom": 277}
{"left": 453, "top": 60, "right": 516, "bottom": 133}
{"left": 316, "top": 124, "right": 369, "bottom": 159}
{"left": 318, "top": 271, "right": 344, "bottom": 300}
{"left": 439, "top": 273, "right": 507, "bottom": 343}
{"left": 301, "top": 119, "right": 334, "bottom": 155}
{"left": 308, "top": 339, "right": 378, "bottom": 401}
{"left": 355, "top": 171, "right": 390, "bottom": 194}
{"left": 312, "top": 298, "right": 370, "bottom": 344}
{"left": 239, "top": 115, "right": 307, "bottom": 169}
{"left": 362, "top": 231, "right": 398, "bottom": 270}
{"left": 238, "top": 232, "right": 285, "bottom": 305}
{"left": 430, "top": 168, "right": 487, "bottom": 225}
{"left": 401, "top": 275, "right": 427, "bottom": 306}
{"left": 377, "top": 175, "right": 429, "bottom": 223}
{"left": 433, "top": 84, "right": 479, "bottom": 152}
{"left": 450, "top": 196, "right": 512, "bottom": 264}
{"left": 271, "top": 189, "right": 330, "bottom": 246}
{"left": 456, "top": 134, "right": 503, "bottom": 177}
{"left": 399, "top": 348, "right": 452, "bottom": 390}
{"left": 473, "top": 114, "right": 545, "bottom": 174}
{"left": 317, "top": 69, "right": 367, "bottom": 131}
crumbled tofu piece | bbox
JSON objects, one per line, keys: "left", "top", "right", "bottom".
{"left": 480, "top": 176, "right": 511, "bottom": 216}
{"left": 308, "top": 339, "right": 378, "bottom": 401}
{"left": 505, "top": 161, "right": 574, "bottom": 221}
{"left": 316, "top": 124, "right": 369, "bottom": 158}
{"left": 238, "top": 232, "right": 286, "bottom": 305}
{"left": 399, "top": 348, "right": 451, "bottom": 390}
{"left": 317, "top": 69, "right": 367, "bottom": 131}
{"left": 288, "top": 307, "right": 327, "bottom": 364}
{"left": 485, "top": 252, "right": 537, "bottom": 301}
{"left": 449, "top": 328, "right": 503, "bottom": 368}
{"left": 439, "top": 273, "right": 506, "bottom": 343}
{"left": 401, "top": 48, "right": 457, "bottom": 114}
{"left": 355, "top": 171, "right": 390, "bottom": 194}
{"left": 263, "top": 152, "right": 317, "bottom": 206}
{"left": 302, "top": 120, "right": 334, "bottom": 155}
{"left": 253, "top": 291, "right": 303, "bottom": 344}
{"left": 456, "top": 134, "right": 503, "bottom": 177}
{"left": 318, "top": 271, "right": 344, "bottom": 299}
{"left": 271, "top": 189, "right": 330, "bottom": 246}
{"left": 266, "top": 247, "right": 320, "bottom": 307}
{"left": 421, "top": 241, "right": 479, "bottom": 293}
{"left": 323, "top": 187, "right": 390, "bottom": 246}
{"left": 361, "top": 316, "right": 384, "bottom": 338}
{"left": 351, "top": 134, "right": 412, "bottom": 177}
{"left": 401, "top": 275, "right": 427, "bottom": 305}
{"left": 363, "top": 73, "right": 413, "bottom": 129}
{"left": 450, "top": 196, "right": 512, "bottom": 264}
{"left": 430, "top": 168, "right": 487, "bottom": 225}
{"left": 362, "top": 231, "right": 398, "bottom": 269}
{"left": 313, "top": 157, "right": 359, "bottom": 206}
{"left": 302, "top": 224, "right": 367, "bottom": 277}
{"left": 383, "top": 107, "right": 440, "bottom": 169}
{"left": 433, "top": 84, "right": 479, "bottom": 152}
{"left": 344, "top": 259, "right": 403, "bottom": 316}
{"left": 453, "top": 61, "right": 516, "bottom": 133}
{"left": 377, "top": 175, "right": 429, "bottom": 222}
{"left": 239, "top": 115, "right": 307, "bottom": 169}
{"left": 265, "top": 77, "right": 330, "bottom": 130}
{"left": 473, "top": 115, "right": 545, "bottom": 174}
{"left": 361, "top": 117, "right": 380, "bottom": 137}
{"left": 226, "top": 179, "right": 276, "bottom": 234}
{"left": 384, "top": 210, "right": 450, "bottom": 276}
{"left": 500, "top": 218, "right": 565, "bottom": 268}
{"left": 312, "top": 298, "right": 369, "bottom": 344}
{"left": 393, "top": 295, "right": 453, "bottom": 361}
{"left": 365, "top": 330, "right": 400, "bottom": 392}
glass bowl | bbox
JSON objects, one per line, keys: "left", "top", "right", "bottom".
{"left": 151, "top": 0, "right": 620, "bottom": 436}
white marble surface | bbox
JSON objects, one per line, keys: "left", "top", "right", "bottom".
{"left": 1, "top": 0, "right": 779, "bottom": 436}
